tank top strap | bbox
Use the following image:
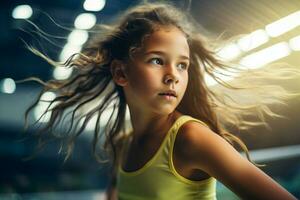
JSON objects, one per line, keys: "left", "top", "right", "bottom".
{"left": 118, "top": 115, "right": 210, "bottom": 175}
{"left": 169, "top": 115, "right": 209, "bottom": 143}
{"left": 161, "top": 115, "right": 210, "bottom": 159}
{"left": 167, "top": 115, "right": 210, "bottom": 181}
{"left": 161, "top": 115, "right": 210, "bottom": 160}
{"left": 171, "top": 115, "right": 209, "bottom": 135}
{"left": 117, "top": 115, "right": 217, "bottom": 200}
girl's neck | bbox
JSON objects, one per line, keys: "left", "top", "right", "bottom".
{"left": 129, "top": 110, "right": 181, "bottom": 141}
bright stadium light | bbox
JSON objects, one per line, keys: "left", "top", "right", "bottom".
{"left": 12, "top": 5, "right": 33, "bottom": 19}
{"left": 0, "top": 78, "right": 16, "bottom": 94}
{"left": 237, "top": 29, "right": 269, "bottom": 52}
{"left": 53, "top": 67, "right": 74, "bottom": 80}
{"left": 216, "top": 43, "right": 241, "bottom": 61}
{"left": 74, "top": 13, "right": 97, "bottom": 30}
{"left": 289, "top": 35, "right": 300, "bottom": 51}
{"left": 59, "top": 43, "right": 82, "bottom": 62}
{"left": 265, "top": 11, "right": 300, "bottom": 37}
{"left": 34, "top": 91, "right": 57, "bottom": 123}
{"left": 83, "top": 0, "right": 106, "bottom": 12}
{"left": 240, "top": 42, "right": 291, "bottom": 69}
{"left": 56, "top": 42, "right": 80, "bottom": 80}
{"left": 68, "top": 29, "right": 89, "bottom": 46}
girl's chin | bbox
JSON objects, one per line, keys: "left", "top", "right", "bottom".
{"left": 153, "top": 106, "right": 177, "bottom": 115}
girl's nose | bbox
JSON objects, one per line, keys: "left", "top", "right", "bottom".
{"left": 163, "top": 74, "right": 179, "bottom": 85}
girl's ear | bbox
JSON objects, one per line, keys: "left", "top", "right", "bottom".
{"left": 110, "top": 59, "right": 128, "bottom": 87}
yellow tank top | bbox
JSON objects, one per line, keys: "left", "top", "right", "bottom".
{"left": 116, "top": 115, "right": 217, "bottom": 200}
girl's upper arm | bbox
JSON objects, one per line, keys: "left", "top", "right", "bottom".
{"left": 178, "top": 121, "right": 297, "bottom": 200}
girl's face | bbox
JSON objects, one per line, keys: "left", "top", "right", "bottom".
{"left": 123, "top": 26, "right": 190, "bottom": 115}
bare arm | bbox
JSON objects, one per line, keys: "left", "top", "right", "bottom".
{"left": 178, "top": 122, "right": 297, "bottom": 200}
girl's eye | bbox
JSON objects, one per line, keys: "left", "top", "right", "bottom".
{"left": 149, "top": 58, "right": 163, "bottom": 65}
{"left": 178, "top": 63, "right": 188, "bottom": 70}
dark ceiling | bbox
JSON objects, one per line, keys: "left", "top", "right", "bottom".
{"left": 1, "top": 0, "right": 300, "bottom": 81}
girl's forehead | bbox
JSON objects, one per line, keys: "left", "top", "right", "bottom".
{"left": 139, "top": 26, "right": 190, "bottom": 56}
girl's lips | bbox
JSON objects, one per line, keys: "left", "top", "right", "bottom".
{"left": 158, "top": 90, "right": 177, "bottom": 97}
{"left": 158, "top": 93, "right": 177, "bottom": 100}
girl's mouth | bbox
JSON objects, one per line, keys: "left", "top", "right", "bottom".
{"left": 158, "top": 92, "right": 177, "bottom": 100}
{"left": 158, "top": 90, "right": 177, "bottom": 97}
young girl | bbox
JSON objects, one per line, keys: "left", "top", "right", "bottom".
{"left": 21, "top": 1, "right": 300, "bottom": 200}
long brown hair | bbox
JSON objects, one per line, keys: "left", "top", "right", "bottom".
{"left": 19, "top": 1, "right": 300, "bottom": 199}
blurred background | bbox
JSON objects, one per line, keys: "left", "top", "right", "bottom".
{"left": 1, "top": 0, "right": 300, "bottom": 199}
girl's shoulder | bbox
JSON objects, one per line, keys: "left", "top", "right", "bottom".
{"left": 175, "top": 120, "right": 214, "bottom": 156}
{"left": 176, "top": 119, "right": 298, "bottom": 200}
{"left": 174, "top": 119, "right": 231, "bottom": 169}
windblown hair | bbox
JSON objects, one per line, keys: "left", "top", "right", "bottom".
{"left": 20, "top": 1, "right": 300, "bottom": 199}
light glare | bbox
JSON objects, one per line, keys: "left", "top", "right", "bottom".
{"left": 216, "top": 43, "right": 241, "bottom": 61}
{"left": 240, "top": 42, "right": 291, "bottom": 69}
{"left": 53, "top": 67, "right": 74, "bottom": 80}
{"left": 33, "top": 92, "right": 57, "bottom": 123}
{"left": 12, "top": 5, "right": 33, "bottom": 19}
{"left": 1, "top": 78, "right": 16, "bottom": 94}
{"left": 289, "top": 35, "right": 300, "bottom": 51}
{"left": 68, "top": 29, "right": 89, "bottom": 46}
{"left": 238, "top": 29, "right": 269, "bottom": 51}
{"left": 83, "top": 0, "right": 106, "bottom": 12}
{"left": 265, "top": 11, "right": 300, "bottom": 37}
{"left": 74, "top": 13, "right": 97, "bottom": 30}
{"left": 59, "top": 43, "right": 82, "bottom": 62}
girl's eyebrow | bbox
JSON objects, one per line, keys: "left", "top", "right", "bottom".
{"left": 144, "top": 50, "right": 190, "bottom": 60}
